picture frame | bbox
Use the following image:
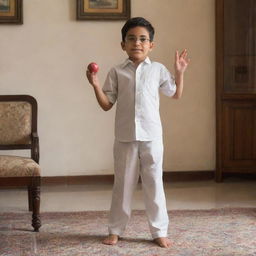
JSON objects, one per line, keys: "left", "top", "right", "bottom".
{"left": 77, "top": 0, "right": 130, "bottom": 20}
{"left": 0, "top": 0, "right": 22, "bottom": 24}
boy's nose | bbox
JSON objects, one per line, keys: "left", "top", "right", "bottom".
{"left": 134, "top": 39, "right": 141, "bottom": 45}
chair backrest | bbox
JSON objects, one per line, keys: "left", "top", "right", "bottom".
{"left": 0, "top": 95, "right": 37, "bottom": 149}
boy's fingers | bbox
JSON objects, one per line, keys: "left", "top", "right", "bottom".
{"left": 180, "top": 49, "right": 187, "bottom": 58}
{"left": 86, "top": 70, "right": 96, "bottom": 78}
{"left": 87, "top": 70, "right": 96, "bottom": 75}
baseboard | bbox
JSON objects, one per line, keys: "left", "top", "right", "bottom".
{"left": 41, "top": 175, "right": 114, "bottom": 185}
{"left": 163, "top": 170, "right": 215, "bottom": 182}
{"left": 42, "top": 170, "right": 215, "bottom": 185}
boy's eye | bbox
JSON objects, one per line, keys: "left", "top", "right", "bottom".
{"left": 125, "top": 37, "right": 150, "bottom": 44}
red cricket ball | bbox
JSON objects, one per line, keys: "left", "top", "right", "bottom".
{"left": 87, "top": 62, "right": 99, "bottom": 73}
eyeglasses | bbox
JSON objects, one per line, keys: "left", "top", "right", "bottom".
{"left": 125, "top": 36, "right": 151, "bottom": 44}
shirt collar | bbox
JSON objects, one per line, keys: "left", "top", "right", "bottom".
{"left": 120, "top": 57, "right": 151, "bottom": 68}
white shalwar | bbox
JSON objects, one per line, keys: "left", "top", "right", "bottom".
{"left": 103, "top": 57, "right": 176, "bottom": 239}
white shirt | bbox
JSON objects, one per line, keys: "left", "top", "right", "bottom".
{"left": 103, "top": 57, "right": 176, "bottom": 142}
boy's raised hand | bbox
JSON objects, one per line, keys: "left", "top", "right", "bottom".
{"left": 174, "top": 49, "right": 189, "bottom": 75}
{"left": 85, "top": 66, "right": 113, "bottom": 111}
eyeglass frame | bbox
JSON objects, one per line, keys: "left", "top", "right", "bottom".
{"left": 124, "top": 36, "right": 152, "bottom": 44}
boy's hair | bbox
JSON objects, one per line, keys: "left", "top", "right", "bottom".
{"left": 121, "top": 17, "right": 155, "bottom": 42}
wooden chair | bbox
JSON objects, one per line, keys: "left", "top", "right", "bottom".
{"left": 0, "top": 95, "right": 41, "bottom": 232}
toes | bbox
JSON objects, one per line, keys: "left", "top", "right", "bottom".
{"left": 154, "top": 238, "right": 172, "bottom": 248}
{"left": 160, "top": 242, "right": 170, "bottom": 248}
{"left": 166, "top": 241, "right": 172, "bottom": 248}
{"left": 103, "top": 239, "right": 116, "bottom": 245}
{"left": 102, "top": 235, "right": 118, "bottom": 245}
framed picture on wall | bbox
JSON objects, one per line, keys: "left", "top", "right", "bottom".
{"left": 0, "top": 0, "right": 22, "bottom": 24}
{"left": 77, "top": 0, "right": 130, "bottom": 20}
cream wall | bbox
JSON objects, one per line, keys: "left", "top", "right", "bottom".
{"left": 0, "top": 0, "right": 215, "bottom": 176}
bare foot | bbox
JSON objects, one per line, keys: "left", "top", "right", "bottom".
{"left": 153, "top": 237, "right": 172, "bottom": 248}
{"left": 102, "top": 234, "right": 119, "bottom": 245}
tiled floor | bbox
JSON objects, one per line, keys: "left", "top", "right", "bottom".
{"left": 0, "top": 178, "right": 255, "bottom": 212}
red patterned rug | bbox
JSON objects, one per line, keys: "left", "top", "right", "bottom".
{"left": 0, "top": 208, "right": 256, "bottom": 256}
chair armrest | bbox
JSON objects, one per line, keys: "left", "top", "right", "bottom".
{"left": 31, "top": 132, "right": 40, "bottom": 163}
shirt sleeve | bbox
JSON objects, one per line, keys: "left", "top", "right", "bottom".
{"left": 159, "top": 65, "right": 177, "bottom": 97}
{"left": 102, "top": 68, "right": 118, "bottom": 104}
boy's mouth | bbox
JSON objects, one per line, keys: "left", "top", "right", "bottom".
{"left": 131, "top": 49, "right": 142, "bottom": 52}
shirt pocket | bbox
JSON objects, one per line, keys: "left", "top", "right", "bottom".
{"left": 142, "top": 73, "right": 159, "bottom": 100}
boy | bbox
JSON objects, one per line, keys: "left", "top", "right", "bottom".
{"left": 86, "top": 17, "right": 189, "bottom": 248}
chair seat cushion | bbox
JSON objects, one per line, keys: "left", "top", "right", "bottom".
{"left": 0, "top": 155, "right": 40, "bottom": 177}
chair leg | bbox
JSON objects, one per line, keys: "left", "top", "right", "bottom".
{"left": 31, "top": 185, "right": 41, "bottom": 232}
{"left": 28, "top": 186, "right": 33, "bottom": 211}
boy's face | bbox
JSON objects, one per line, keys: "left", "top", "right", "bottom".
{"left": 121, "top": 26, "right": 154, "bottom": 65}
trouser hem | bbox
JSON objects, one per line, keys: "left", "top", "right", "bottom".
{"left": 151, "top": 231, "right": 168, "bottom": 239}
{"left": 108, "top": 228, "right": 123, "bottom": 237}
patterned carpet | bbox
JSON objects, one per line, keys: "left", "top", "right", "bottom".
{"left": 0, "top": 208, "right": 256, "bottom": 256}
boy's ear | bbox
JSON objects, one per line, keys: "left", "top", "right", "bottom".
{"left": 149, "top": 41, "right": 155, "bottom": 51}
{"left": 121, "top": 41, "right": 126, "bottom": 50}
